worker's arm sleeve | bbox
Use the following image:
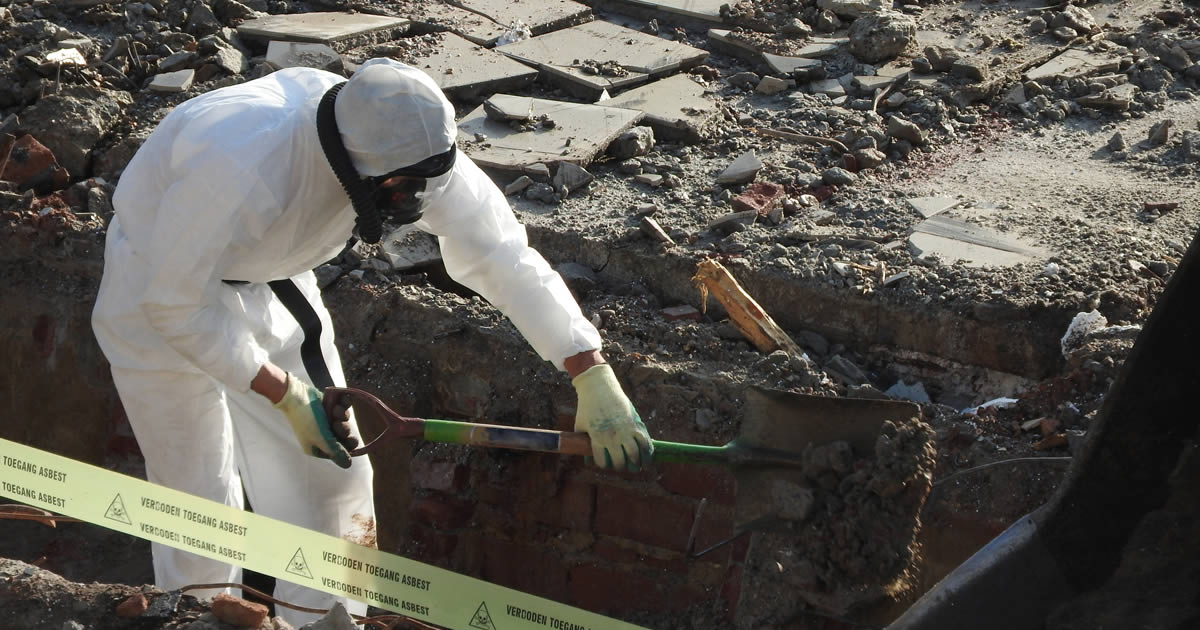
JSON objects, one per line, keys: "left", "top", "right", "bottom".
{"left": 416, "top": 158, "right": 602, "bottom": 370}
{"left": 138, "top": 170, "right": 273, "bottom": 391}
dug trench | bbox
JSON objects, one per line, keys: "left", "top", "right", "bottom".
{"left": 1, "top": 212, "right": 1078, "bottom": 629}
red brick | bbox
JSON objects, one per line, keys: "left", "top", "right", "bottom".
{"left": 593, "top": 536, "right": 688, "bottom": 574}
{"left": 482, "top": 539, "right": 570, "bottom": 602}
{"left": 731, "top": 182, "right": 785, "bottom": 215}
{"left": 474, "top": 502, "right": 523, "bottom": 539}
{"left": 534, "top": 478, "right": 593, "bottom": 532}
{"left": 31, "top": 314, "right": 54, "bottom": 358}
{"left": 1, "top": 134, "right": 66, "bottom": 188}
{"left": 410, "top": 457, "right": 467, "bottom": 493}
{"left": 409, "top": 494, "right": 473, "bottom": 529}
{"left": 594, "top": 485, "right": 695, "bottom": 552}
{"left": 690, "top": 514, "right": 737, "bottom": 565}
{"left": 211, "top": 593, "right": 269, "bottom": 628}
{"left": 115, "top": 593, "right": 147, "bottom": 617}
{"left": 656, "top": 462, "right": 736, "bottom": 505}
{"left": 407, "top": 523, "right": 458, "bottom": 563}
{"left": 720, "top": 564, "right": 743, "bottom": 621}
{"left": 569, "top": 564, "right": 662, "bottom": 612}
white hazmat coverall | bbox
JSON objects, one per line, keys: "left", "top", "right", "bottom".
{"left": 91, "top": 63, "right": 601, "bottom": 626}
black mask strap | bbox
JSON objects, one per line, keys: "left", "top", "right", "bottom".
{"left": 316, "top": 83, "right": 386, "bottom": 244}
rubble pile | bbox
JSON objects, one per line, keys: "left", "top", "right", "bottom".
{"left": 1, "top": 0, "right": 1198, "bottom": 627}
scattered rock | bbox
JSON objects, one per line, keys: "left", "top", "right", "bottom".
{"left": 1108, "top": 132, "right": 1126, "bottom": 152}
{"left": 149, "top": 69, "right": 196, "bottom": 93}
{"left": 756, "top": 76, "right": 791, "bottom": 95}
{"left": 552, "top": 162, "right": 593, "bottom": 195}
{"left": 211, "top": 593, "right": 268, "bottom": 628}
{"left": 1147, "top": 119, "right": 1173, "bottom": 147}
{"left": 19, "top": 86, "right": 132, "bottom": 178}
{"left": 607, "top": 126, "right": 655, "bottom": 159}
{"left": 854, "top": 147, "right": 886, "bottom": 169}
{"left": 848, "top": 11, "right": 917, "bottom": 64}
{"left": 727, "top": 71, "right": 760, "bottom": 90}
{"left": 1052, "top": 5, "right": 1097, "bottom": 34}
{"left": 818, "top": 0, "right": 888, "bottom": 19}
{"left": 716, "top": 150, "right": 762, "bottom": 185}
{"left": 732, "top": 181, "right": 787, "bottom": 214}
{"left": 951, "top": 58, "right": 989, "bottom": 82}
{"left": 504, "top": 175, "right": 533, "bottom": 196}
{"left": 821, "top": 167, "right": 857, "bottom": 186}
{"left": 825, "top": 354, "right": 869, "bottom": 386}
{"left": 886, "top": 116, "right": 926, "bottom": 145}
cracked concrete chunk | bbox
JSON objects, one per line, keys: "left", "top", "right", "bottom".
{"left": 716, "top": 150, "right": 762, "bottom": 185}
{"left": 810, "top": 78, "right": 846, "bottom": 98}
{"left": 237, "top": 12, "right": 409, "bottom": 48}
{"left": 411, "top": 33, "right": 538, "bottom": 100}
{"left": 1025, "top": 49, "right": 1121, "bottom": 83}
{"left": 907, "top": 196, "right": 959, "bottom": 218}
{"left": 908, "top": 216, "right": 1046, "bottom": 267}
{"left": 498, "top": 20, "right": 708, "bottom": 98}
{"left": 605, "top": 74, "right": 719, "bottom": 142}
{"left": 381, "top": 224, "right": 441, "bottom": 271}
{"left": 265, "top": 41, "right": 342, "bottom": 72}
{"left": 457, "top": 95, "right": 643, "bottom": 171}
{"left": 817, "top": 0, "right": 887, "bottom": 19}
{"left": 553, "top": 162, "right": 593, "bottom": 194}
{"left": 149, "top": 69, "right": 195, "bottom": 92}
{"left": 763, "top": 52, "right": 822, "bottom": 75}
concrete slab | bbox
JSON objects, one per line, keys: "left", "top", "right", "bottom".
{"left": 381, "top": 224, "right": 441, "bottom": 271}
{"left": 404, "top": 32, "right": 538, "bottom": 100}
{"left": 907, "top": 196, "right": 960, "bottom": 218}
{"left": 457, "top": 95, "right": 644, "bottom": 171}
{"left": 604, "top": 74, "right": 720, "bottom": 142}
{"left": 908, "top": 216, "right": 1045, "bottom": 267}
{"left": 265, "top": 41, "right": 342, "bottom": 72}
{"left": 853, "top": 75, "right": 895, "bottom": 94}
{"left": 484, "top": 94, "right": 536, "bottom": 121}
{"left": 447, "top": 0, "right": 592, "bottom": 46}
{"left": 591, "top": 0, "right": 727, "bottom": 22}
{"left": 237, "top": 12, "right": 409, "bottom": 49}
{"left": 810, "top": 78, "right": 846, "bottom": 98}
{"left": 499, "top": 20, "right": 708, "bottom": 98}
{"left": 795, "top": 38, "right": 846, "bottom": 59}
{"left": 1024, "top": 48, "right": 1122, "bottom": 83}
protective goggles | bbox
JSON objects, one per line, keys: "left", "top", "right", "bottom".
{"left": 371, "top": 146, "right": 457, "bottom": 217}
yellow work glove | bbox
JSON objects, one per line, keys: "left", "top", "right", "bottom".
{"left": 273, "top": 373, "right": 353, "bottom": 469}
{"left": 572, "top": 364, "right": 653, "bottom": 471}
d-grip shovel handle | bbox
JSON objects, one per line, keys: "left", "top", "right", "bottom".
{"left": 323, "top": 386, "right": 594, "bottom": 457}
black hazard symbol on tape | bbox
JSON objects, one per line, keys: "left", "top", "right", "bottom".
{"left": 470, "top": 601, "right": 498, "bottom": 630}
{"left": 286, "top": 548, "right": 313, "bottom": 579}
{"left": 105, "top": 494, "right": 132, "bottom": 525}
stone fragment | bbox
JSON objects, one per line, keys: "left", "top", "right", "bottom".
{"left": 158, "top": 51, "right": 197, "bottom": 72}
{"left": 1025, "top": 49, "right": 1121, "bottom": 83}
{"left": 855, "top": 148, "right": 886, "bottom": 169}
{"left": 886, "top": 116, "right": 925, "bottom": 145}
{"left": 524, "top": 182, "right": 557, "bottom": 202}
{"left": 116, "top": 594, "right": 148, "bottom": 617}
{"left": 1052, "top": 5, "right": 1096, "bottom": 34}
{"left": 504, "top": 175, "right": 533, "bottom": 196}
{"left": 304, "top": 602, "right": 358, "bottom": 630}
{"left": 815, "top": 9, "right": 841, "bottom": 32}
{"left": 810, "top": 78, "right": 846, "bottom": 98}
{"left": 825, "top": 354, "right": 869, "bottom": 386}
{"left": 731, "top": 182, "right": 786, "bottom": 214}
{"left": 607, "top": 126, "right": 655, "bottom": 159}
{"left": 716, "top": 150, "right": 762, "bottom": 185}
{"left": 821, "top": 167, "right": 856, "bottom": 186}
{"left": 763, "top": 53, "right": 823, "bottom": 76}
{"left": 1155, "top": 44, "right": 1192, "bottom": 72}
{"left": 886, "top": 381, "right": 930, "bottom": 404}
{"left": 662, "top": 305, "right": 701, "bottom": 321}
{"left": 908, "top": 215, "right": 1046, "bottom": 268}
{"left": 1052, "top": 27, "right": 1078, "bottom": 43}
{"left": 211, "top": 594, "right": 269, "bottom": 628}
{"left": 1148, "top": 120, "right": 1173, "bottom": 147}
{"left": 848, "top": 11, "right": 916, "bottom": 64}
{"left": 728, "top": 71, "right": 760, "bottom": 89}
{"left": 1107, "top": 132, "right": 1126, "bottom": 152}
{"left": 0, "top": 135, "right": 67, "bottom": 191}
{"left": 755, "top": 76, "right": 791, "bottom": 95}
{"left": 213, "top": 44, "right": 249, "bottom": 75}
{"left": 771, "top": 480, "right": 815, "bottom": 520}
{"left": 924, "top": 46, "right": 961, "bottom": 73}
{"left": 634, "top": 173, "right": 663, "bottom": 187}
{"left": 381, "top": 224, "right": 441, "bottom": 270}
{"left": 951, "top": 58, "right": 989, "bottom": 82}
{"left": 148, "top": 69, "right": 194, "bottom": 94}
{"left": 707, "top": 210, "right": 757, "bottom": 234}
{"left": 906, "top": 196, "right": 957, "bottom": 218}
{"left": 266, "top": 40, "right": 342, "bottom": 72}
{"left": 186, "top": 2, "right": 223, "bottom": 37}
{"left": 553, "top": 162, "right": 593, "bottom": 195}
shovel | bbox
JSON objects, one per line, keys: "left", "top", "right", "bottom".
{"left": 324, "top": 384, "right": 923, "bottom": 536}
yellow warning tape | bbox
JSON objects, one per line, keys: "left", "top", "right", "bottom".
{"left": 0, "top": 438, "right": 646, "bottom": 630}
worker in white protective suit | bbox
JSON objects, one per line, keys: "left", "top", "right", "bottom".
{"left": 91, "top": 58, "right": 652, "bottom": 626}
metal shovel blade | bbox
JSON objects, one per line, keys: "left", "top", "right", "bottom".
{"left": 733, "top": 386, "right": 923, "bottom": 529}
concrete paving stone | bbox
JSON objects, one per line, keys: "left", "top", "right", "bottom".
{"left": 716, "top": 150, "right": 762, "bottom": 184}
{"left": 405, "top": 33, "right": 538, "bottom": 100}
{"left": 265, "top": 41, "right": 342, "bottom": 72}
{"left": 498, "top": 21, "right": 707, "bottom": 98}
{"left": 604, "top": 73, "right": 720, "bottom": 142}
{"left": 381, "top": 224, "right": 441, "bottom": 271}
{"left": 907, "top": 196, "right": 959, "bottom": 218}
{"left": 908, "top": 215, "right": 1046, "bottom": 267}
{"left": 875, "top": 63, "right": 911, "bottom": 79}
{"left": 762, "top": 52, "right": 823, "bottom": 75}
{"left": 591, "top": 0, "right": 726, "bottom": 22}
{"left": 795, "top": 38, "right": 847, "bottom": 59}
{"left": 237, "top": 12, "right": 409, "bottom": 48}
{"left": 457, "top": 95, "right": 644, "bottom": 172}
{"left": 148, "top": 69, "right": 195, "bottom": 92}
{"left": 484, "top": 94, "right": 535, "bottom": 121}
{"left": 446, "top": 0, "right": 592, "bottom": 46}
{"left": 810, "top": 78, "right": 846, "bottom": 97}
{"left": 853, "top": 74, "right": 894, "bottom": 93}
{"left": 1024, "top": 48, "right": 1122, "bottom": 83}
